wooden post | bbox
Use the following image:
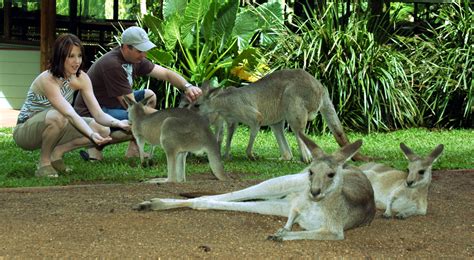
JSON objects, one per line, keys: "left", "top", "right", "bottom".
{"left": 40, "top": 0, "right": 56, "bottom": 71}
{"left": 3, "top": 0, "right": 11, "bottom": 40}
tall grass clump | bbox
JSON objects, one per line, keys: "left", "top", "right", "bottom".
{"left": 396, "top": 1, "right": 473, "bottom": 128}
{"left": 265, "top": 3, "right": 419, "bottom": 133}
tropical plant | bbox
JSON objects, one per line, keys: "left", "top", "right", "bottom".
{"left": 264, "top": 2, "right": 419, "bottom": 133}
{"left": 139, "top": 0, "right": 284, "bottom": 108}
{"left": 402, "top": 1, "right": 473, "bottom": 128}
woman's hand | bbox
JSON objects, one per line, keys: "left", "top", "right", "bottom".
{"left": 90, "top": 132, "right": 112, "bottom": 145}
{"left": 116, "top": 119, "right": 131, "bottom": 131}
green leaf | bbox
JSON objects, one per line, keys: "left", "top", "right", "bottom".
{"left": 163, "top": 14, "right": 181, "bottom": 51}
{"left": 163, "top": 0, "right": 187, "bottom": 20}
{"left": 233, "top": 9, "right": 259, "bottom": 50}
{"left": 213, "top": 0, "right": 238, "bottom": 50}
{"left": 147, "top": 49, "right": 174, "bottom": 65}
{"left": 202, "top": 1, "right": 219, "bottom": 43}
{"left": 181, "top": 0, "right": 210, "bottom": 37}
{"left": 142, "top": 14, "right": 165, "bottom": 45}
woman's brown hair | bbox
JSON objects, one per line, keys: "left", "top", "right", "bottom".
{"left": 49, "top": 33, "right": 85, "bottom": 79}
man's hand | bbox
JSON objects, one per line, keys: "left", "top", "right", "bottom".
{"left": 185, "top": 85, "right": 202, "bottom": 102}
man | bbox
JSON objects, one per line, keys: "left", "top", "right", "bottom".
{"left": 74, "top": 26, "right": 201, "bottom": 160}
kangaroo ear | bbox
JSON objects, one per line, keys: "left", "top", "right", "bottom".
{"left": 334, "top": 139, "right": 363, "bottom": 164}
{"left": 141, "top": 95, "right": 153, "bottom": 106}
{"left": 201, "top": 81, "right": 211, "bottom": 94}
{"left": 123, "top": 95, "right": 134, "bottom": 107}
{"left": 297, "top": 131, "right": 325, "bottom": 159}
{"left": 428, "top": 144, "right": 444, "bottom": 163}
{"left": 400, "top": 142, "right": 418, "bottom": 161}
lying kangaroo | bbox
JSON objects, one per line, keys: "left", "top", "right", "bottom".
{"left": 136, "top": 132, "right": 375, "bottom": 241}
{"left": 124, "top": 96, "right": 229, "bottom": 183}
{"left": 359, "top": 143, "right": 444, "bottom": 219}
{"left": 194, "top": 69, "right": 366, "bottom": 163}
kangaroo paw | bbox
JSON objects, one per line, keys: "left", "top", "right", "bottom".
{"left": 267, "top": 228, "right": 288, "bottom": 241}
{"left": 146, "top": 177, "right": 169, "bottom": 184}
{"left": 382, "top": 213, "right": 392, "bottom": 219}
{"left": 395, "top": 213, "right": 407, "bottom": 220}
{"left": 133, "top": 201, "right": 153, "bottom": 211}
{"left": 267, "top": 234, "right": 283, "bottom": 242}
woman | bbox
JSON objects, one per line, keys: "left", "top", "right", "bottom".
{"left": 13, "top": 34, "right": 130, "bottom": 177}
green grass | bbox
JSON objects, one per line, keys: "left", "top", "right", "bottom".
{"left": 0, "top": 127, "right": 472, "bottom": 188}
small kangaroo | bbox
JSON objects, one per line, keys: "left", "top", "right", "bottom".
{"left": 136, "top": 132, "right": 375, "bottom": 241}
{"left": 178, "top": 91, "right": 230, "bottom": 153}
{"left": 194, "top": 69, "right": 367, "bottom": 163}
{"left": 359, "top": 143, "right": 444, "bottom": 219}
{"left": 124, "top": 96, "right": 229, "bottom": 183}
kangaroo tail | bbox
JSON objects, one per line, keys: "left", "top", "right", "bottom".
{"left": 179, "top": 191, "right": 220, "bottom": 198}
{"left": 320, "top": 89, "right": 372, "bottom": 162}
{"left": 204, "top": 135, "right": 230, "bottom": 181}
{"left": 320, "top": 89, "right": 351, "bottom": 147}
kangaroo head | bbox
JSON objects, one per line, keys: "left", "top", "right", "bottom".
{"left": 400, "top": 143, "right": 444, "bottom": 188}
{"left": 299, "top": 132, "right": 363, "bottom": 201}
{"left": 122, "top": 95, "right": 153, "bottom": 124}
{"left": 195, "top": 81, "right": 229, "bottom": 115}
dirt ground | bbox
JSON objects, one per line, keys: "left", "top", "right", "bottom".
{"left": 0, "top": 169, "right": 472, "bottom": 258}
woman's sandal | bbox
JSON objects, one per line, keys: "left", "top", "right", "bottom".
{"left": 35, "top": 165, "right": 59, "bottom": 178}
{"left": 51, "top": 159, "right": 73, "bottom": 173}
{"left": 79, "top": 150, "right": 100, "bottom": 162}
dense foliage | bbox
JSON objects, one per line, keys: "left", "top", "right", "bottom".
{"left": 139, "top": 0, "right": 283, "bottom": 108}
{"left": 129, "top": 0, "right": 472, "bottom": 131}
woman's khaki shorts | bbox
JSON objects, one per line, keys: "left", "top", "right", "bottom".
{"left": 13, "top": 109, "right": 93, "bottom": 150}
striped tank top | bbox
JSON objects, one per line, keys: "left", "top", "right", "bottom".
{"left": 17, "top": 78, "right": 75, "bottom": 124}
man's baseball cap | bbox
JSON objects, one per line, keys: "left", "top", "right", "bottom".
{"left": 121, "top": 26, "right": 156, "bottom": 52}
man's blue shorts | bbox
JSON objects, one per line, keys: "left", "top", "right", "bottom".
{"left": 102, "top": 90, "right": 145, "bottom": 120}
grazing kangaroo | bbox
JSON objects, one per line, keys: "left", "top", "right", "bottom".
{"left": 194, "top": 69, "right": 367, "bottom": 163}
{"left": 124, "top": 96, "right": 229, "bottom": 183}
{"left": 136, "top": 132, "right": 376, "bottom": 241}
{"left": 359, "top": 143, "right": 444, "bottom": 219}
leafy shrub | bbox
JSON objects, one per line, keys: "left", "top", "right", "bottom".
{"left": 398, "top": 1, "right": 473, "bottom": 128}
{"left": 265, "top": 3, "right": 419, "bottom": 133}
{"left": 140, "top": 0, "right": 283, "bottom": 108}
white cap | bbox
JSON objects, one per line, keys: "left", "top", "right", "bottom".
{"left": 121, "top": 26, "right": 156, "bottom": 52}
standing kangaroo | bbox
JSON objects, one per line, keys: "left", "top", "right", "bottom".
{"left": 136, "top": 132, "right": 375, "bottom": 241}
{"left": 194, "top": 69, "right": 367, "bottom": 163}
{"left": 124, "top": 96, "right": 229, "bottom": 183}
{"left": 359, "top": 143, "right": 444, "bottom": 219}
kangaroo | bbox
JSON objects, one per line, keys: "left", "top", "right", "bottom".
{"left": 178, "top": 90, "right": 230, "bottom": 154}
{"left": 359, "top": 143, "right": 444, "bottom": 219}
{"left": 124, "top": 96, "right": 229, "bottom": 183}
{"left": 136, "top": 132, "right": 376, "bottom": 241}
{"left": 193, "top": 69, "right": 367, "bottom": 163}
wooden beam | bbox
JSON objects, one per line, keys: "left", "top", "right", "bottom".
{"left": 40, "top": 0, "right": 56, "bottom": 71}
{"left": 114, "top": 0, "right": 119, "bottom": 21}
{"left": 69, "top": 0, "right": 78, "bottom": 35}
{"left": 3, "top": 0, "right": 11, "bottom": 40}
